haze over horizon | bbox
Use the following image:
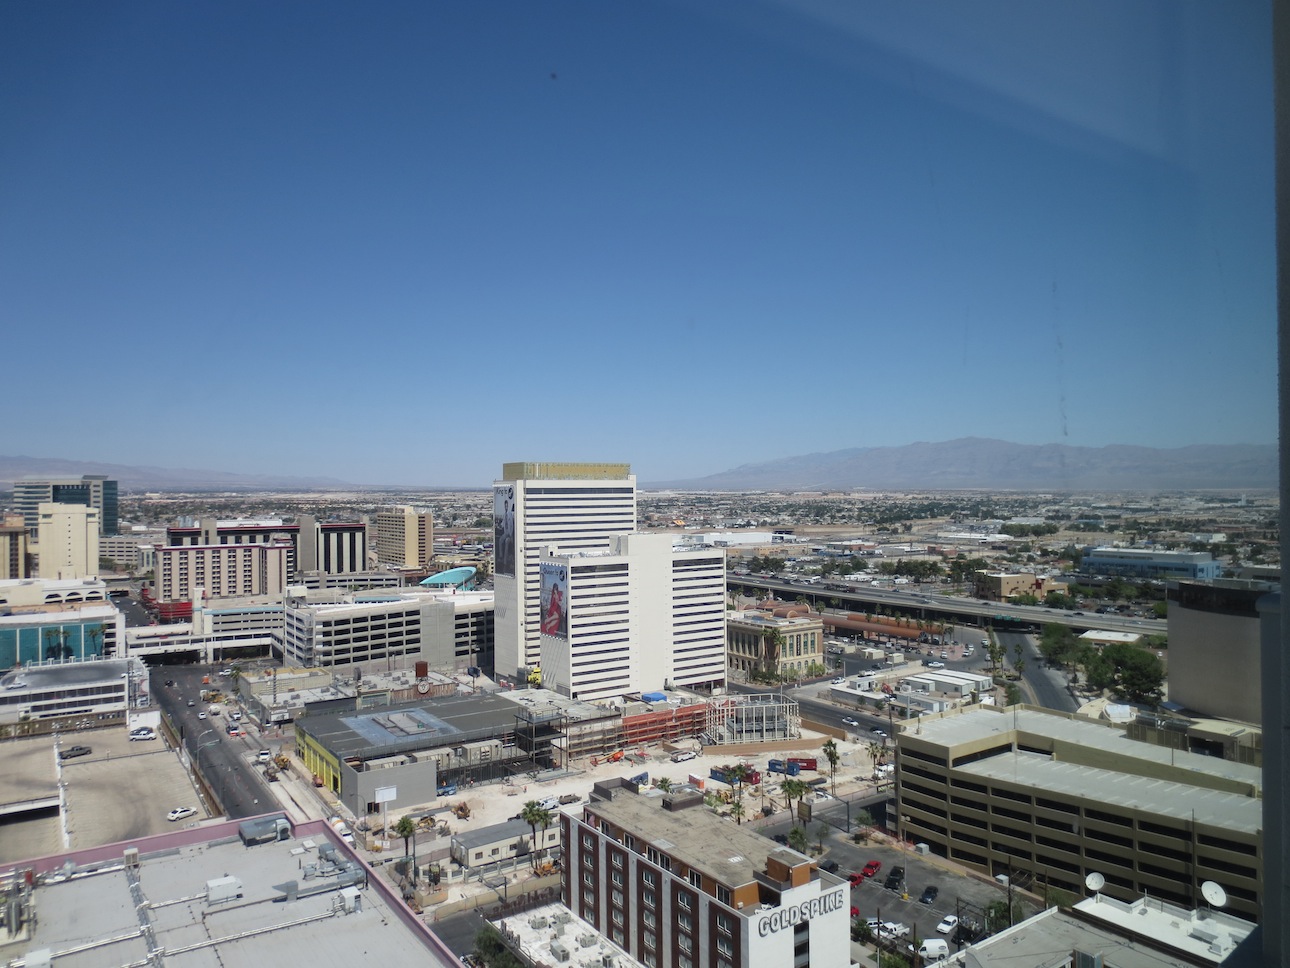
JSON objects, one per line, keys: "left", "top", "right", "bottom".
{"left": 2, "top": 2, "right": 1273, "bottom": 487}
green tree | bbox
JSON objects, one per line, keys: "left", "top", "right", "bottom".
{"left": 519, "top": 800, "right": 553, "bottom": 871}
{"left": 821, "top": 738, "right": 840, "bottom": 796}
{"left": 787, "top": 825, "right": 809, "bottom": 853}
{"left": 394, "top": 814, "right": 417, "bottom": 860}
{"left": 729, "top": 799, "right": 745, "bottom": 825}
{"left": 815, "top": 821, "right": 829, "bottom": 852}
{"left": 655, "top": 776, "right": 673, "bottom": 793}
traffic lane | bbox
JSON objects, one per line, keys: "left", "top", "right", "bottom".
{"left": 158, "top": 664, "right": 273, "bottom": 819}
{"left": 1004, "top": 631, "right": 1080, "bottom": 713}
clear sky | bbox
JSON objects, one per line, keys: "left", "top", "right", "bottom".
{"left": 1, "top": 1, "right": 1274, "bottom": 486}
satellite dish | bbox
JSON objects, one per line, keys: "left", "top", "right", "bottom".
{"left": 1201, "top": 881, "right": 1228, "bottom": 908}
{"left": 1085, "top": 872, "right": 1105, "bottom": 892}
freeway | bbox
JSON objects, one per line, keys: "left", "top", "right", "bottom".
{"left": 731, "top": 575, "right": 1166, "bottom": 638}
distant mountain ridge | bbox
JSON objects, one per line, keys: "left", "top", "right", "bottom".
{"left": 0, "top": 456, "right": 350, "bottom": 492}
{"left": 651, "top": 438, "right": 1277, "bottom": 491}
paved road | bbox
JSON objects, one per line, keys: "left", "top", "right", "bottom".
{"left": 1001, "top": 631, "right": 1080, "bottom": 713}
{"left": 154, "top": 663, "right": 274, "bottom": 819}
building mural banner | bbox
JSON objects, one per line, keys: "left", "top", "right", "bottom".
{"left": 540, "top": 562, "right": 568, "bottom": 639}
{"left": 494, "top": 486, "right": 515, "bottom": 577}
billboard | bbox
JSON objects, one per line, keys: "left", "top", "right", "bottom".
{"left": 494, "top": 486, "right": 516, "bottom": 577}
{"left": 540, "top": 562, "right": 568, "bottom": 639}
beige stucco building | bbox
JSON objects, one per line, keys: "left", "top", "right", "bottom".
{"left": 36, "top": 503, "right": 99, "bottom": 580}
{"left": 974, "top": 570, "right": 1067, "bottom": 601}
{"left": 373, "top": 506, "right": 435, "bottom": 569}
{"left": 896, "top": 704, "right": 1262, "bottom": 921}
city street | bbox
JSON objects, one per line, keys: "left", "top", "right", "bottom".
{"left": 153, "top": 663, "right": 275, "bottom": 819}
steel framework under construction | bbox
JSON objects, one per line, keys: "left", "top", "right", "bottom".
{"left": 701, "top": 693, "right": 800, "bottom": 745}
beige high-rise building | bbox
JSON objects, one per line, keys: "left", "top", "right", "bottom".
{"left": 373, "top": 506, "right": 434, "bottom": 569}
{"left": 0, "top": 516, "right": 29, "bottom": 579}
{"left": 36, "top": 503, "right": 99, "bottom": 580}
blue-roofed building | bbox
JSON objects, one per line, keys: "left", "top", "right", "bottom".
{"left": 1080, "top": 546, "right": 1223, "bottom": 581}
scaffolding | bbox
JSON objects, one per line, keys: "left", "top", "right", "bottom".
{"left": 702, "top": 694, "right": 800, "bottom": 745}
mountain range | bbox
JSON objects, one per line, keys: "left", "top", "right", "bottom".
{"left": 0, "top": 439, "right": 1277, "bottom": 493}
{"left": 652, "top": 439, "right": 1278, "bottom": 492}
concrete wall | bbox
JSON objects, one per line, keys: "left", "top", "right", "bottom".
{"left": 341, "top": 757, "right": 440, "bottom": 818}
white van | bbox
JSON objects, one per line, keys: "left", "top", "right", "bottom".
{"left": 917, "top": 939, "right": 949, "bottom": 961}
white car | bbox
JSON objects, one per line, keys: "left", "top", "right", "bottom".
{"left": 927, "top": 661, "right": 945, "bottom": 669}
{"left": 197, "top": 712, "right": 207, "bottom": 720}
{"left": 670, "top": 750, "right": 697, "bottom": 763}
{"left": 129, "top": 727, "right": 156, "bottom": 741}
{"left": 830, "top": 677, "right": 846, "bottom": 685}
{"left": 842, "top": 717, "right": 860, "bottom": 727}
{"left": 167, "top": 807, "right": 197, "bottom": 822}
{"left": 257, "top": 749, "right": 272, "bottom": 762}
{"left": 878, "top": 922, "right": 909, "bottom": 939}
{"left": 936, "top": 915, "right": 959, "bottom": 934}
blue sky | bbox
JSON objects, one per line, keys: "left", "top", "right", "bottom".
{"left": 1, "top": 1, "right": 1274, "bottom": 486}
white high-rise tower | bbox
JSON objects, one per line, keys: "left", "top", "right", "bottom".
{"left": 492, "top": 462, "right": 636, "bottom": 680}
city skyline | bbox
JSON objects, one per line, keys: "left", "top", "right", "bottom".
{"left": 2, "top": 2, "right": 1274, "bottom": 486}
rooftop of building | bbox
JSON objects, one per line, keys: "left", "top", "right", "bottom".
{"left": 1, "top": 817, "right": 456, "bottom": 968}
{"left": 1078, "top": 630, "right": 1145, "bottom": 643}
{"left": 1072, "top": 892, "right": 1256, "bottom": 964}
{"left": 0, "top": 656, "right": 139, "bottom": 690}
{"left": 1085, "top": 546, "right": 1214, "bottom": 561}
{"left": 728, "top": 610, "right": 821, "bottom": 628}
{"left": 498, "top": 688, "right": 623, "bottom": 724}
{"left": 297, "top": 692, "right": 523, "bottom": 761}
{"left": 584, "top": 791, "right": 819, "bottom": 897}
{"left": 956, "top": 905, "right": 1251, "bottom": 968}
{"left": 909, "top": 705, "right": 1262, "bottom": 794}
{"left": 958, "top": 753, "right": 1261, "bottom": 833}
{"left": 501, "top": 461, "right": 632, "bottom": 481}
{"left": 284, "top": 587, "right": 494, "bottom": 612}
{"left": 495, "top": 901, "right": 637, "bottom": 968}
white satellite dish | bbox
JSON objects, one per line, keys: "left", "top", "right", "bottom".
{"left": 1201, "top": 881, "right": 1228, "bottom": 908}
{"left": 1085, "top": 872, "right": 1105, "bottom": 892}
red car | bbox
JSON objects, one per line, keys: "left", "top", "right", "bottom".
{"left": 850, "top": 905, "right": 860, "bottom": 917}
{"left": 848, "top": 873, "right": 865, "bottom": 886}
{"left": 862, "top": 860, "right": 882, "bottom": 878}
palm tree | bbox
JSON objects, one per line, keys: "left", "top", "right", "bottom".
{"left": 821, "top": 739, "right": 840, "bottom": 797}
{"left": 84, "top": 623, "right": 104, "bottom": 658}
{"left": 519, "top": 800, "right": 552, "bottom": 871}
{"left": 655, "top": 776, "right": 673, "bottom": 793}
{"left": 866, "top": 741, "right": 885, "bottom": 769}
{"left": 729, "top": 800, "right": 745, "bottom": 825}
{"left": 727, "top": 763, "right": 752, "bottom": 819}
{"left": 394, "top": 814, "right": 417, "bottom": 859}
{"left": 788, "top": 825, "right": 809, "bottom": 853}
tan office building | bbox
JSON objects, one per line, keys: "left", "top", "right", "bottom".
{"left": 896, "top": 705, "right": 1261, "bottom": 920}
{"left": 373, "top": 506, "right": 435, "bottom": 569}
{"left": 36, "top": 503, "right": 100, "bottom": 580}
{"left": 974, "top": 570, "right": 1067, "bottom": 601}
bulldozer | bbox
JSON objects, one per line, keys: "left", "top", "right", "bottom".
{"left": 274, "top": 754, "right": 291, "bottom": 770}
{"left": 452, "top": 801, "right": 471, "bottom": 820}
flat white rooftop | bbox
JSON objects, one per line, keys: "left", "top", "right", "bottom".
{"left": 3, "top": 817, "right": 457, "bottom": 968}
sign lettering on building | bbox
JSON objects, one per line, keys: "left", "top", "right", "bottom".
{"left": 756, "top": 889, "right": 845, "bottom": 936}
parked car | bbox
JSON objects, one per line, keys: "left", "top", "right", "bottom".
{"left": 820, "top": 860, "right": 840, "bottom": 874}
{"left": 59, "top": 745, "right": 92, "bottom": 760}
{"left": 884, "top": 866, "right": 905, "bottom": 891}
{"left": 862, "top": 860, "right": 882, "bottom": 878}
{"left": 167, "top": 807, "right": 197, "bottom": 822}
{"left": 919, "top": 885, "right": 939, "bottom": 904}
{"left": 257, "top": 749, "right": 272, "bottom": 762}
{"left": 831, "top": 677, "right": 846, "bottom": 685}
{"left": 670, "top": 750, "right": 697, "bottom": 763}
{"left": 848, "top": 872, "right": 864, "bottom": 886}
{"left": 129, "top": 727, "right": 156, "bottom": 741}
{"left": 936, "top": 915, "right": 959, "bottom": 934}
{"left": 878, "top": 922, "right": 909, "bottom": 939}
